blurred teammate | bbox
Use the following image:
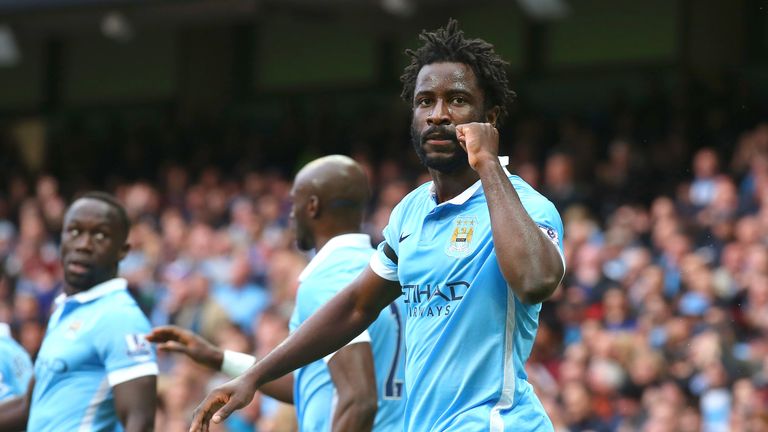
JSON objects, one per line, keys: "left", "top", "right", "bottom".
{"left": 0, "top": 192, "right": 157, "bottom": 431}
{"left": 191, "top": 19, "right": 564, "bottom": 432}
{"left": 0, "top": 322, "right": 33, "bottom": 402}
{"left": 149, "top": 155, "right": 405, "bottom": 431}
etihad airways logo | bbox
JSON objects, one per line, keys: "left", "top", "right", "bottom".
{"left": 402, "top": 280, "right": 469, "bottom": 318}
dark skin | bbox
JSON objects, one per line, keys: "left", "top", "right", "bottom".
{"left": 293, "top": 156, "right": 380, "bottom": 431}
{"left": 146, "top": 327, "right": 377, "bottom": 429}
{"left": 153, "top": 156, "right": 378, "bottom": 431}
{"left": 189, "top": 63, "right": 564, "bottom": 431}
{"left": 0, "top": 198, "right": 157, "bottom": 432}
{"left": 147, "top": 325, "right": 293, "bottom": 404}
{"left": 0, "top": 377, "right": 34, "bottom": 430}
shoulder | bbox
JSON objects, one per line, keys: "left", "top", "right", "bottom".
{"left": 508, "top": 175, "right": 549, "bottom": 202}
{"left": 94, "top": 290, "right": 151, "bottom": 328}
{"left": 304, "top": 248, "right": 372, "bottom": 287}
{"left": 508, "top": 175, "right": 560, "bottom": 217}
{"left": 0, "top": 339, "right": 26, "bottom": 363}
{"left": 393, "top": 181, "right": 432, "bottom": 214}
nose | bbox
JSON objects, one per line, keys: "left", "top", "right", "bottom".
{"left": 73, "top": 232, "right": 94, "bottom": 252}
{"left": 426, "top": 99, "right": 450, "bottom": 126}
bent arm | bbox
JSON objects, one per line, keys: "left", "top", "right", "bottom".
{"left": 147, "top": 326, "right": 294, "bottom": 403}
{"left": 0, "top": 377, "right": 33, "bottom": 431}
{"left": 328, "top": 342, "right": 378, "bottom": 432}
{"left": 256, "top": 373, "right": 293, "bottom": 404}
{"left": 113, "top": 375, "right": 157, "bottom": 432}
{"left": 477, "top": 160, "right": 564, "bottom": 304}
{"left": 246, "top": 267, "right": 399, "bottom": 391}
{"left": 211, "top": 350, "right": 297, "bottom": 403}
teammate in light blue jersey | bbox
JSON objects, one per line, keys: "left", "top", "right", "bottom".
{"left": 0, "top": 323, "right": 33, "bottom": 402}
{"left": 0, "top": 193, "right": 157, "bottom": 432}
{"left": 150, "top": 155, "right": 404, "bottom": 431}
{"left": 370, "top": 169, "right": 563, "bottom": 431}
{"left": 191, "top": 20, "right": 564, "bottom": 432}
{"left": 290, "top": 232, "right": 404, "bottom": 432}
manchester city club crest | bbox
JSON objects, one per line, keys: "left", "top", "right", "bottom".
{"left": 446, "top": 215, "right": 478, "bottom": 258}
{"left": 64, "top": 320, "right": 82, "bottom": 339}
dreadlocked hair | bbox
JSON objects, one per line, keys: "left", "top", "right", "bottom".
{"left": 400, "top": 18, "right": 516, "bottom": 126}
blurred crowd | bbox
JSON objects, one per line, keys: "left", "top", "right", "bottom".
{"left": 2, "top": 79, "right": 768, "bottom": 431}
{"left": 531, "top": 125, "right": 768, "bottom": 432}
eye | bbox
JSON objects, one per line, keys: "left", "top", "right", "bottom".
{"left": 93, "top": 232, "right": 107, "bottom": 241}
{"left": 68, "top": 228, "right": 80, "bottom": 237}
{"left": 416, "top": 97, "right": 433, "bottom": 107}
{"left": 451, "top": 96, "right": 467, "bottom": 105}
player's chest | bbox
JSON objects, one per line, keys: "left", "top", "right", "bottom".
{"left": 37, "top": 313, "right": 100, "bottom": 374}
{"left": 397, "top": 205, "right": 492, "bottom": 280}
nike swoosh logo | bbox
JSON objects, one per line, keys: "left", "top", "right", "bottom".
{"left": 399, "top": 233, "right": 411, "bottom": 243}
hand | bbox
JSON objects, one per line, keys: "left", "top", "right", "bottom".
{"left": 189, "top": 375, "right": 256, "bottom": 432}
{"left": 455, "top": 122, "right": 499, "bottom": 170}
{"left": 146, "top": 325, "right": 223, "bottom": 370}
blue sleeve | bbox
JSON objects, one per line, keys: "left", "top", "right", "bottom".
{"left": 94, "top": 299, "right": 158, "bottom": 387}
{"left": 0, "top": 344, "right": 32, "bottom": 401}
{"left": 371, "top": 202, "right": 404, "bottom": 281}
{"left": 516, "top": 184, "right": 566, "bottom": 311}
{"left": 381, "top": 204, "right": 402, "bottom": 258}
{"left": 0, "top": 359, "right": 14, "bottom": 401}
{"left": 519, "top": 189, "right": 565, "bottom": 260}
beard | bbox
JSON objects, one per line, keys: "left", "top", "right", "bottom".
{"left": 411, "top": 115, "right": 486, "bottom": 174}
{"left": 293, "top": 221, "right": 314, "bottom": 251}
{"left": 410, "top": 125, "right": 469, "bottom": 174}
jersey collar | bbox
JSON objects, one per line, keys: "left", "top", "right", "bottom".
{"left": 429, "top": 156, "right": 512, "bottom": 206}
{"left": 0, "top": 322, "right": 10, "bottom": 338}
{"left": 298, "top": 233, "right": 372, "bottom": 283}
{"left": 54, "top": 277, "right": 128, "bottom": 307}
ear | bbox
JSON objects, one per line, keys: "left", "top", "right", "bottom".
{"left": 307, "top": 195, "right": 321, "bottom": 219}
{"left": 118, "top": 242, "right": 131, "bottom": 261}
{"left": 486, "top": 106, "right": 501, "bottom": 127}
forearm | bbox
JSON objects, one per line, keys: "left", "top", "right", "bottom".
{"left": 477, "top": 160, "right": 563, "bottom": 303}
{"left": 0, "top": 396, "right": 29, "bottom": 431}
{"left": 245, "top": 280, "right": 386, "bottom": 389}
{"left": 219, "top": 350, "right": 293, "bottom": 403}
{"left": 122, "top": 411, "right": 155, "bottom": 432}
{"left": 260, "top": 373, "right": 294, "bottom": 404}
{"left": 332, "top": 397, "right": 376, "bottom": 432}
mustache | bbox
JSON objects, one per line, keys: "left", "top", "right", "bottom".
{"left": 421, "top": 125, "right": 458, "bottom": 142}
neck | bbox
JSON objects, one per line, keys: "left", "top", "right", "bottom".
{"left": 64, "top": 284, "right": 85, "bottom": 297}
{"left": 429, "top": 167, "right": 479, "bottom": 203}
{"left": 313, "top": 226, "right": 362, "bottom": 251}
{"left": 63, "top": 273, "right": 117, "bottom": 296}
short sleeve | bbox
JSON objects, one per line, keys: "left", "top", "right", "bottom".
{"left": 371, "top": 242, "right": 399, "bottom": 281}
{"left": 0, "top": 361, "right": 14, "bottom": 401}
{"left": 520, "top": 191, "right": 565, "bottom": 268}
{"left": 94, "top": 302, "right": 158, "bottom": 387}
{"left": 322, "top": 330, "right": 372, "bottom": 363}
{"left": 370, "top": 203, "right": 404, "bottom": 282}
{"left": 0, "top": 346, "right": 32, "bottom": 401}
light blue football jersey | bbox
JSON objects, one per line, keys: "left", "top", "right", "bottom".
{"left": 290, "top": 234, "right": 405, "bottom": 432}
{"left": 370, "top": 171, "right": 564, "bottom": 432}
{"left": 29, "top": 278, "right": 158, "bottom": 432}
{"left": 0, "top": 323, "right": 33, "bottom": 401}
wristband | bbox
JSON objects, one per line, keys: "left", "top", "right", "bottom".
{"left": 221, "top": 350, "right": 257, "bottom": 377}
